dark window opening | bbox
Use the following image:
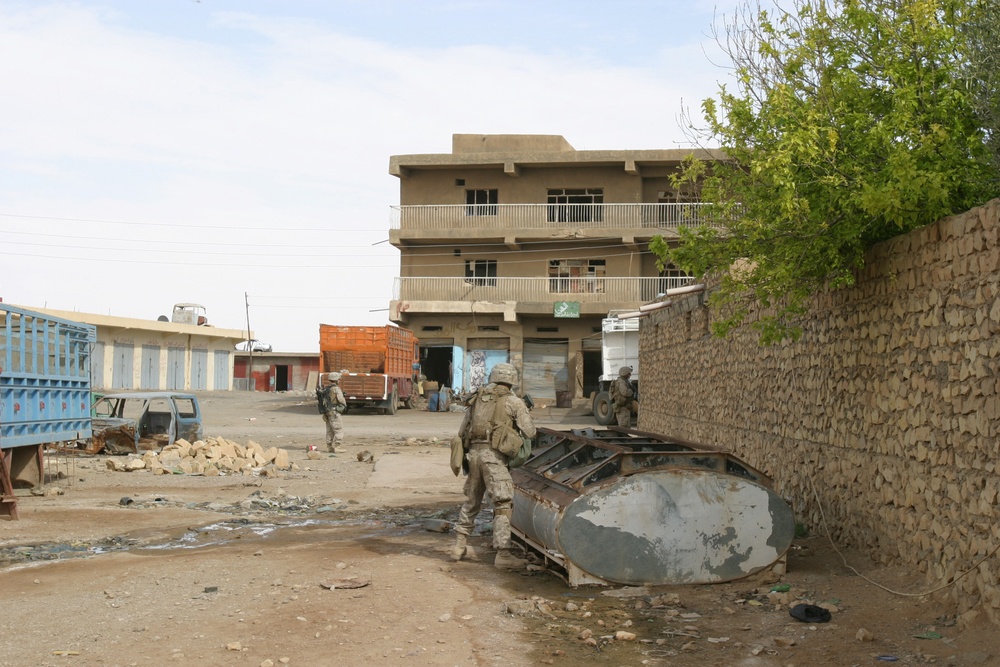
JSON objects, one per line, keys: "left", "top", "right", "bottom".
{"left": 642, "top": 262, "right": 691, "bottom": 300}
{"left": 422, "top": 325, "right": 443, "bottom": 332}
{"left": 455, "top": 179, "right": 466, "bottom": 186}
{"left": 478, "top": 325, "right": 500, "bottom": 332}
{"left": 537, "top": 327, "right": 559, "bottom": 333}
{"left": 547, "top": 188, "right": 603, "bottom": 223}
{"left": 548, "top": 259, "right": 606, "bottom": 294}
{"left": 466, "top": 189, "right": 498, "bottom": 216}
{"left": 465, "top": 259, "right": 497, "bottom": 287}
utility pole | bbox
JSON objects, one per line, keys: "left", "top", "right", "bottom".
{"left": 245, "top": 291, "right": 253, "bottom": 391}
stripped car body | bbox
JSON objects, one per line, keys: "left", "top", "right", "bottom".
{"left": 91, "top": 392, "right": 203, "bottom": 454}
{"left": 511, "top": 426, "right": 795, "bottom": 587}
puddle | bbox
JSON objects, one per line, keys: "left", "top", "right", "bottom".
{"left": 0, "top": 507, "right": 476, "bottom": 570}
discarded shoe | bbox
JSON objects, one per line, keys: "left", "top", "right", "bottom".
{"left": 789, "top": 603, "right": 831, "bottom": 623}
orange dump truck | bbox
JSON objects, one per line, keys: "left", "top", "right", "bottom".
{"left": 318, "top": 324, "right": 419, "bottom": 415}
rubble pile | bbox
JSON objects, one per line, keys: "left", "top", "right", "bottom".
{"left": 104, "top": 437, "right": 293, "bottom": 477}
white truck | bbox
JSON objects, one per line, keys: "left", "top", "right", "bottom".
{"left": 591, "top": 314, "right": 639, "bottom": 425}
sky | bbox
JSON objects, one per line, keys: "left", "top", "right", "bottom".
{"left": 0, "top": 0, "right": 745, "bottom": 352}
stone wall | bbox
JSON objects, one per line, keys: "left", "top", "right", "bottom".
{"left": 639, "top": 199, "right": 1000, "bottom": 625}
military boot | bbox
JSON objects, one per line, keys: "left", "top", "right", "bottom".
{"left": 494, "top": 548, "right": 527, "bottom": 570}
{"left": 449, "top": 534, "right": 467, "bottom": 562}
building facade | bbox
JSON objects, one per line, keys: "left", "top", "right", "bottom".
{"left": 23, "top": 306, "right": 246, "bottom": 391}
{"left": 388, "top": 134, "right": 717, "bottom": 403}
{"left": 233, "top": 351, "right": 321, "bottom": 392}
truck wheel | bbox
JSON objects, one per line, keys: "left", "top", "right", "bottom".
{"left": 384, "top": 386, "right": 399, "bottom": 415}
{"left": 593, "top": 391, "right": 615, "bottom": 426}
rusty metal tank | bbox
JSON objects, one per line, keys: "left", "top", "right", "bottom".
{"left": 510, "top": 426, "right": 795, "bottom": 586}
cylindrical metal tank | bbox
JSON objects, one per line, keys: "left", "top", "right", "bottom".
{"left": 511, "top": 427, "right": 795, "bottom": 586}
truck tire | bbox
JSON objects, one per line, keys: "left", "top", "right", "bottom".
{"left": 593, "top": 391, "right": 615, "bottom": 425}
{"left": 383, "top": 386, "right": 399, "bottom": 415}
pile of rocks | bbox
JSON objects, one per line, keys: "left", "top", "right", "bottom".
{"left": 105, "top": 437, "right": 293, "bottom": 477}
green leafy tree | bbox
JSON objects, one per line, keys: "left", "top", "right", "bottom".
{"left": 652, "top": 0, "right": 999, "bottom": 344}
{"left": 961, "top": 0, "right": 1000, "bottom": 179}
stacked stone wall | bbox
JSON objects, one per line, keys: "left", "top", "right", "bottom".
{"left": 640, "top": 199, "right": 1000, "bottom": 624}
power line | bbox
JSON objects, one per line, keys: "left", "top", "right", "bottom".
{"left": 0, "top": 239, "right": 656, "bottom": 266}
{"left": 0, "top": 212, "right": 378, "bottom": 233}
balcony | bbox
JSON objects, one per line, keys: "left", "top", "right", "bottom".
{"left": 390, "top": 203, "right": 710, "bottom": 233}
{"left": 392, "top": 276, "right": 693, "bottom": 306}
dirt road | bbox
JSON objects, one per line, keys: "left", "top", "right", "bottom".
{"left": 0, "top": 392, "right": 995, "bottom": 667}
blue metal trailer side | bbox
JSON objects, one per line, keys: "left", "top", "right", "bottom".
{"left": 0, "top": 304, "right": 95, "bottom": 519}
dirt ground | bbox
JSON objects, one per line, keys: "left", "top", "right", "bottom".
{"left": 0, "top": 391, "right": 997, "bottom": 667}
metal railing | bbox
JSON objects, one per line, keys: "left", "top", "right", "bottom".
{"left": 392, "top": 276, "right": 693, "bottom": 303}
{"left": 389, "top": 203, "right": 711, "bottom": 231}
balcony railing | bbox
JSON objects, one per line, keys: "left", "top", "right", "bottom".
{"left": 392, "top": 276, "right": 693, "bottom": 304}
{"left": 390, "top": 203, "right": 711, "bottom": 231}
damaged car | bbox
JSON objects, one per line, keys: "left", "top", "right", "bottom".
{"left": 90, "top": 392, "right": 203, "bottom": 454}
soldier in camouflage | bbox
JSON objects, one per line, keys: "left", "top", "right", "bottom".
{"left": 610, "top": 365, "right": 635, "bottom": 428}
{"left": 450, "top": 363, "right": 536, "bottom": 570}
{"left": 321, "top": 372, "right": 346, "bottom": 452}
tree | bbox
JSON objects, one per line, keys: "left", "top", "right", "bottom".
{"left": 652, "top": 0, "right": 1000, "bottom": 344}
{"left": 961, "top": 0, "right": 1000, "bottom": 179}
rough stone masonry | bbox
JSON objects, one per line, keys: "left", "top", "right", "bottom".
{"left": 640, "top": 198, "right": 1000, "bottom": 626}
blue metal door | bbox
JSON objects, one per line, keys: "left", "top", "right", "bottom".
{"left": 112, "top": 343, "right": 134, "bottom": 389}
{"left": 191, "top": 349, "right": 208, "bottom": 390}
{"left": 166, "top": 347, "right": 185, "bottom": 390}
{"left": 141, "top": 345, "right": 160, "bottom": 390}
{"left": 212, "top": 350, "right": 230, "bottom": 390}
{"left": 90, "top": 341, "right": 105, "bottom": 389}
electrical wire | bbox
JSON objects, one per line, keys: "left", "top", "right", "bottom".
{"left": 808, "top": 474, "right": 1000, "bottom": 597}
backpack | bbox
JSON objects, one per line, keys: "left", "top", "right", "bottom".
{"left": 486, "top": 388, "right": 532, "bottom": 467}
{"left": 316, "top": 386, "right": 332, "bottom": 414}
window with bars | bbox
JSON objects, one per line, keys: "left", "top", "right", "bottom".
{"left": 465, "top": 259, "right": 497, "bottom": 287}
{"left": 465, "top": 189, "right": 498, "bottom": 216}
{"left": 547, "top": 188, "right": 603, "bottom": 223}
{"left": 548, "top": 259, "right": 606, "bottom": 293}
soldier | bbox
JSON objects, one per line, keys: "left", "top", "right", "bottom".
{"left": 319, "top": 372, "right": 346, "bottom": 452}
{"left": 450, "top": 363, "right": 536, "bottom": 570}
{"left": 610, "top": 365, "right": 636, "bottom": 428}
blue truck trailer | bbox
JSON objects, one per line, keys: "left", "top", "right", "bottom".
{"left": 0, "top": 304, "right": 95, "bottom": 519}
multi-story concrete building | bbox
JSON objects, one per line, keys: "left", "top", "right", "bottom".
{"left": 388, "top": 134, "right": 718, "bottom": 404}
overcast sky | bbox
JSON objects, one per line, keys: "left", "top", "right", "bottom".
{"left": 1, "top": 0, "right": 744, "bottom": 352}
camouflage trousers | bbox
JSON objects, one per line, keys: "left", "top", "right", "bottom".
{"left": 456, "top": 441, "right": 514, "bottom": 549}
{"left": 615, "top": 405, "right": 633, "bottom": 428}
{"left": 323, "top": 411, "right": 344, "bottom": 450}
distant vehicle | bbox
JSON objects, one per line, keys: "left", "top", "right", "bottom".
{"left": 319, "top": 324, "right": 419, "bottom": 415}
{"left": 592, "top": 314, "right": 639, "bottom": 425}
{"left": 171, "top": 303, "right": 209, "bottom": 326}
{"left": 236, "top": 339, "right": 272, "bottom": 353}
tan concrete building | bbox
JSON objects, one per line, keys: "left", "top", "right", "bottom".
{"left": 388, "top": 134, "right": 718, "bottom": 403}
{"left": 20, "top": 306, "right": 247, "bottom": 391}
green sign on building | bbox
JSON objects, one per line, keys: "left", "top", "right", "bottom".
{"left": 553, "top": 301, "right": 580, "bottom": 318}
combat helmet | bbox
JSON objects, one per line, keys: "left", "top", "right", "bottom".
{"left": 489, "top": 363, "right": 517, "bottom": 386}
{"left": 618, "top": 366, "right": 633, "bottom": 377}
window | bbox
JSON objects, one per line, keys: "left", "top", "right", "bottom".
{"left": 466, "top": 189, "right": 498, "bottom": 216}
{"left": 547, "top": 188, "right": 603, "bottom": 223}
{"left": 642, "top": 262, "right": 691, "bottom": 299}
{"left": 548, "top": 259, "right": 606, "bottom": 293}
{"left": 465, "top": 259, "right": 497, "bottom": 287}
{"left": 648, "top": 189, "right": 701, "bottom": 226}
